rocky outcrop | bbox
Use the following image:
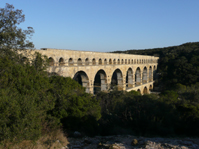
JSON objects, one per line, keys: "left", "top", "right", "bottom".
{"left": 65, "top": 135, "right": 199, "bottom": 149}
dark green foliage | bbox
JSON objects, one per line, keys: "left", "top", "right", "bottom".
{"left": 0, "top": 55, "right": 55, "bottom": 142}
{"left": 96, "top": 90, "right": 199, "bottom": 137}
{"left": 49, "top": 76, "right": 101, "bottom": 136}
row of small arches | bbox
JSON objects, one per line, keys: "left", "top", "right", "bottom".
{"left": 48, "top": 57, "right": 158, "bottom": 66}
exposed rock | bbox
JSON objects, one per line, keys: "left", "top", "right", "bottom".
{"left": 73, "top": 131, "right": 81, "bottom": 138}
{"left": 131, "top": 139, "right": 138, "bottom": 146}
{"left": 65, "top": 135, "right": 199, "bottom": 149}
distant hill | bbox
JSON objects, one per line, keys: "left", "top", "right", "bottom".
{"left": 112, "top": 42, "right": 199, "bottom": 57}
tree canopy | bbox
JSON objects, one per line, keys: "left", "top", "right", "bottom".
{"left": 0, "top": 3, "right": 34, "bottom": 51}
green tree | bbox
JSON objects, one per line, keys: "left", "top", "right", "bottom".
{"left": 0, "top": 3, "right": 34, "bottom": 50}
{"left": 0, "top": 3, "right": 34, "bottom": 60}
{"left": 0, "top": 55, "right": 56, "bottom": 142}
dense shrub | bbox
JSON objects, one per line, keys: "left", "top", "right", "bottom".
{"left": 49, "top": 76, "right": 101, "bottom": 136}
{"left": 96, "top": 90, "right": 199, "bottom": 137}
{"left": 0, "top": 55, "right": 55, "bottom": 142}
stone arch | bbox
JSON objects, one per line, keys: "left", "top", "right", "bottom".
{"left": 109, "top": 59, "right": 112, "bottom": 64}
{"left": 154, "top": 65, "right": 156, "bottom": 70}
{"left": 135, "top": 67, "right": 141, "bottom": 86}
{"left": 113, "top": 59, "right": 116, "bottom": 64}
{"left": 59, "top": 57, "right": 64, "bottom": 66}
{"left": 142, "top": 59, "right": 143, "bottom": 64}
{"left": 104, "top": 59, "right": 107, "bottom": 65}
{"left": 126, "top": 68, "right": 133, "bottom": 88}
{"left": 73, "top": 71, "right": 89, "bottom": 93}
{"left": 153, "top": 65, "right": 157, "bottom": 80}
{"left": 137, "top": 89, "right": 141, "bottom": 94}
{"left": 121, "top": 59, "right": 124, "bottom": 64}
{"left": 77, "top": 58, "right": 82, "bottom": 66}
{"left": 49, "top": 57, "right": 55, "bottom": 66}
{"left": 149, "top": 84, "right": 153, "bottom": 90}
{"left": 99, "top": 59, "right": 102, "bottom": 65}
{"left": 68, "top": 58, "right": 74, "bottom": 66}
{"left": 142, "top": 67, "right": 147, "bottom": 83}
{"left": 111, "top": 68, "right": 123, "bottom": 91}
{"left": 128, "top": 59, "right": 130, "bottom": 64}
{"left": 137, "top": 59, "right": 139, "bottom": 64}
{"left": 21, "top": 57, "right": 29, "bottom": 64}
{"left": 149, "top": 66, "right": 153, "bottom": 82}
{"left": 143, "top": 86, "right": 148, "bottom": 94}
{"left": 94, "top": 69, "right": 107, "bottom": 94}
{"left": 118, "top": 59, "right": 120, "bottom": 64}
{"left": 85, "top": 58, "right": 89, "bottom": 65}
{"left": 92, "top": 58, "right": 96, "bottom": 65}
{"left": 131, "top": 59, "right": 133, "bottom": 64}
{"left": 125, "top": 59, "right": 127, "bottom": 64}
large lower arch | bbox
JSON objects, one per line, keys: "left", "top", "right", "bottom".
{"left": 73, "top": 71, "right": 89, "bottom": 93}
{"left": 142, "top": 67, "right": 147, "bottom": 84}
{"left": 111, "top": 69, "right": 123, "bottom": 91}
{"left": 126, "top": 68, "right": 134, "bottom": 88}
{"left": 153, "top": 65, "right": 156, "bottom": 80}
{"left": 94, "top": 69, "right": 107, "bottom": 94}
{"left": 135, "top": 67, "right": 141, "bottom": 86}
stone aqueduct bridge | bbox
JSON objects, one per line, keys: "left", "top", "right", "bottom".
{"left": 28, "top": 48, "right": 159, "bottom": 94}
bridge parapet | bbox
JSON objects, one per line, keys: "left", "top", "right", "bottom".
{"left": 31, "top": 48, "right": 158, "bottom": 67}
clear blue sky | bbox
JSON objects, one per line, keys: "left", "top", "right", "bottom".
{"left": 1, "top": 0, "right": 199, "bottom": 52}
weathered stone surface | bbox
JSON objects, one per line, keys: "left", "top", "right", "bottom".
{"left": 65, "top": 135, "right": 199, "bottom": 149}
{"left": 131, "top": 139, "right": 138, "bottom": 146}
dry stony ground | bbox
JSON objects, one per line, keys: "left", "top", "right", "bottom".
{"left": 65, "top": 135, "right": 199, "bottom": 149}
{"left": 1, "top": 134, "right": 199, "bottom": 149}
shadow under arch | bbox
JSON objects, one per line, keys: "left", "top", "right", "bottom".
{"left": 135, "top": 67, "right": 141, "bottom": 86}
{"left": 126, "top": 67, "right": 133, "bottom": 88}
{"left": 143, "top": 86, "right": 148, "bottom": 94}
{"left": 49, "top": 57, "right": 55, "bottom": 66}
{"left": 73, "top": 71, "right": 89, "bottom": 93}
{"left": 142, "top": 66, "right": 147, "bottom": 84}
{"left": 94, "top": 69, "right": 107, "bottom": 94}
{"left": 111, "top": 68, "right": 123, "bottom": 91}
{"left": 149, "top": 84, "right": 153, "bottom": 91}
{"left": 137, "top": 89, "right": 141, "bottom": 94}
{"left": 59, "top": 57, "right": 64, "bottom": 66}
{"left": 21, "top": 57, "right": 29, "bottom": 64}
{"left": 149, "top": 66, "right": 153, "bottom": 82}
{"left": 153, "top": 65, "right": 157, "bottom": 80}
